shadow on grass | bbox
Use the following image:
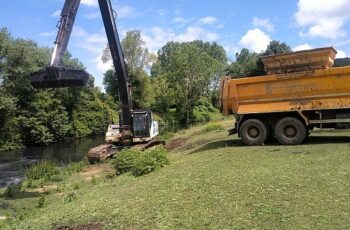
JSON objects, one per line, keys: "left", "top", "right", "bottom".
{"left": 304, "top": 135, "right": 350, "bottom": 144}
{"left": 189, "top": 135, "right": 350, "bottom": 154}
{"left": 0, "top": 185, "right": 40, "bottom": 200}
{"left": 189, "top": 139, "right": 243, "bottom": 154}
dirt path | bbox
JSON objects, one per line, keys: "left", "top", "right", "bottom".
{"left": 165, "top": 138, "right": 187, "bottom": 151}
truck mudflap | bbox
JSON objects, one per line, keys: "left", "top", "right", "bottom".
{"left": 228, "top": 127, "right": 237, "bottom": 136}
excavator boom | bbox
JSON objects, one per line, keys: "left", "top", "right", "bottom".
{"left": 98, "top": 0, "right": 132, "bottom": 133}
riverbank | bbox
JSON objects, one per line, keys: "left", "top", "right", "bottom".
{"left": 1, "top": 120, "right": 350, "bottom": 229}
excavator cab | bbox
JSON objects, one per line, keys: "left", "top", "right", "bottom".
{"left": 105, "top": 110, "right": 158, "bottom": 144}
{"left": 132, "top": 110, "right": 158, "bottom": 142}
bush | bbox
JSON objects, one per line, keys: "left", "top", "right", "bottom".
{"left": 5, "top": 185, "right": 21, "bottom": 198}
{"left": 113, "top": 146, "right": 169, "bottom": 176}
{"left": 131, "top": 146, "right": 169, "bottom": 177}
{"left": 26, "top": 160, "right": 59, "bottom": 181}
{"left": 37, "top": 194, "right": 45, "bottom": 208}
{"left": 201, "top": 122, "right": 224, "bottom": 133}
{"left": 64, "top": 161, "right": 88, "bottom": 175}
{"left": 192, "top": 97, "right": 221, "bottom": 123}
{"left": 64, "top": 192, "right": 76, "bottom": 203}
{"left": 113, "top": 149, "right": 140, "bottom": 175}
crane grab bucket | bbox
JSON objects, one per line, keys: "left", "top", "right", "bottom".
{"left": 30, "top": 66, "right": 89, "bottom": 88}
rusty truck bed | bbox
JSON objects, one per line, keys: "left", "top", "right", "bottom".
{"left": 221, "top": 66, "right": 350, "bottom": 115}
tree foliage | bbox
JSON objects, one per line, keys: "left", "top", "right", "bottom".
{"left": 151, "top": 41, "right": 226, "bottom": 125}
{"left": 226, "top": 40, "right": 292, "bottom": 78}
{"left": 102, "top": 30, "right": 156, "bottom": 109}
{"left": 0, "top": 27, "right": 116, "bottom": 150}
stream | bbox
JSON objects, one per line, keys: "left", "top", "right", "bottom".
{"left": 0, "top": 136, "right": 105, "bottom": 188}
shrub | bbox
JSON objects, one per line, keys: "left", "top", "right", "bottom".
{"left": 37, "top": 194, "right": 45, "bottom": 208}
{"left": 201, "top": 122, "right": 224, "bottom": 133}
{"left": 26, "top": 160, "right": 59, "bottom": 181}
{"left": 5, "top": 185, "right": 20, "bottom": 198}
{"left": 113, "top": 149, "right": 140, "bottom": 175}
{"left": 91, "top": 175, "right": 97, "bottom": 185}
{"left": 192, "top": 97, "right": 221, "bottom": 123}
{"left": 23, "top": 178, "right": 33, "bottom": 189}
{"left": 113, "top": 146, "right": 169, "bottom": 176}
{"left": 131, "top": 146, "right": 169, "bottom": 177}
{"left": 64, "top": 192, "right": 76, "bottom": 203}
{"left": 64, "top": 161, "right": 88, "bottom": 175}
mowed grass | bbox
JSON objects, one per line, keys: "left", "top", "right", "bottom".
{"left": 1, "top": 119, "right": 350, "bottom": 229}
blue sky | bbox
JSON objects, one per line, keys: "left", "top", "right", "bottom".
{"left": 1, "top": 0, "right": 350, "bottom": 88}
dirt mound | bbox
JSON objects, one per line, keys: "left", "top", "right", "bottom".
{"left": 165, "top": 138, "right": 186, "bottom": 151}
{"left": 80, "top": 163, "right": 114, "bottom": 182}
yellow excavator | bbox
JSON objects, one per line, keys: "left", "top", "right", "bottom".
{"left": 30, "top": 0, "right": 162, "bottom": 163}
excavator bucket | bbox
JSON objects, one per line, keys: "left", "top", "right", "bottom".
{"left": 30, "top": 66, "right": 89, "bottom": 88}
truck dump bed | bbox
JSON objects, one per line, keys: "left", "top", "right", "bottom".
{"left": 220, "top": 66, "right": 350, "bottom": 115}
{"left": 260, "top": 47, "right": 337, "bottom": 74}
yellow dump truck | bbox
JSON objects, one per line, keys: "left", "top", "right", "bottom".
{"left": 220, "top": 47, "right": 350, "bottom": 145}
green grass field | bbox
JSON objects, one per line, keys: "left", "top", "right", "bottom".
{"left": 1, "top": 119, "right": 350, "bottom": 229}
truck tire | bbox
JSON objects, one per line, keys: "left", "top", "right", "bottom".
{"left": 239, "top": 119, "right": 268, "bottom": 145}
{"left": 274, "top": 117, "right": 306, "bottom": 145}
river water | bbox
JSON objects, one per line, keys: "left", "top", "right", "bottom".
{"left": 0, "top": 136, "right": 105, "bottom": 188}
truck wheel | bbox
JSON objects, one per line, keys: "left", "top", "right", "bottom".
{"left": 274, "top": 117, "right": 306, "bottom": 145}
{"left": 239, "top": 119, "right": 268, "bottom": 145}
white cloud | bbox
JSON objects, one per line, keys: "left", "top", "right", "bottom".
{"left": 142, "top": 27, "right": 175, "bottom": 52}
{"left": 253, "top": 17, "right": 274, "bottom": 32}
{"left": 96, "top": 54, "right": 113, "bottom": 72}
{"left": 199, "top": 16, "right": 218, "bottom": 25}
{"left": 142, "top": 26, "right": 220, "bottom": 52}
{"left": 176, "top": 26, "right": 219, "bottom": 42}
{"left": 336, "top": 49, "right": 347, "bottom": 58}
{"left": 81, "top": 0, "right": 98, "bottom": 7}
{"left": 51, "top": 10, "right": 61, "bottom": 18}
{"left": 176, "top": 26, "right": 203, "bottom": 42}
{"left": 173, "top": 17, "right": 191, "bottom": 24}
{"left": 293, "top": 44, "right": 313, "bottom": 51}
{"left": 239, "top": 28, "right": 271, "bottom": 52}
{"left": 295, "top": 0, "right": 350, "bottom": 39}
{"left": 116, "top": 5, "right": 137, "bottom": 19}
{"left": 80, "top": 0, "right": 136, "bottom": 19}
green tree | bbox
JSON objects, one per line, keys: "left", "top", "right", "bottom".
{"left": 226, "top": 41, "right": 292, "bottom": 78}
{"left": 262, "top": 40, "right": 292, "bottom": 56}
{"left": 151, "top": 41, "right": 224, "bottom": 125}
{"left": 102, "top": 30, "right": 156, "bottom": 109}
{"left": 226, "top": 48, "right": 264, "bottom": 78}
{"left": 0, "top": 27, "right": 117, "bottom": 150}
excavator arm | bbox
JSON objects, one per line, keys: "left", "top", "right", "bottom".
{"left": 30, "top": 0, "right": 159, "bottom": 157}
{"left": 98, "top": 0, "right": 132, "bottom": 136}
{"left": 30, "top": 0, "right": 88, "bottom": 88}
{"left": 50, "top": 0, "right": 80, "bottom": 67}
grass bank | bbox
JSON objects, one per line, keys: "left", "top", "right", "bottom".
{"left": 1, "top": 120, "right": 350, "bottom": 229}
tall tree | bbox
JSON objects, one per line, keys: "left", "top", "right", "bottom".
{"left": 226, "top": 41, "right": 292, "bottom": 78}
{"left": 262, "top": 40, "right": 291, "bottom": 56}
{"left": 0, "top": 27, "right": 117, "bottom": 150}
{"left": 226, "top": 48, "right": 264, "bottom": 78}
{"left": 102, "top": 30, "right": 155, "bottom": 109}
{"left": 151, "top": 41, "right": 224, "bottom": 125}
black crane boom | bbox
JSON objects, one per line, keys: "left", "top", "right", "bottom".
{"left": 98, "top": 0, "right": 132, "bottom": 132}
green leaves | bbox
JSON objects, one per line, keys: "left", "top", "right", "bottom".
{"left": 151, "top": 41, "right": 226, "bottom": 125}
{"left": 0, "top": 27, "right": 117, "bottom": 150}
{"left": 226, "top": 40, "right": 292, "bottom": 78}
